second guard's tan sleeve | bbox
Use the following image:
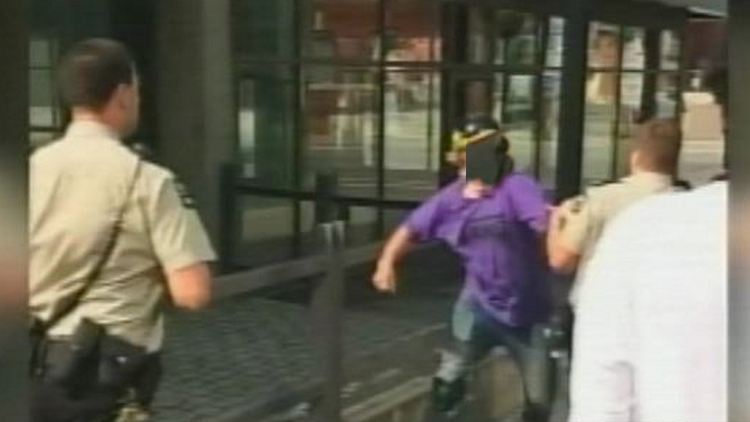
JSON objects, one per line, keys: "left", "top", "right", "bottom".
{"left": 144, "top": 170, "right": 217, "bottom": 272}
{"left": 559, "top": 194, "right": 595, "bottom": 254}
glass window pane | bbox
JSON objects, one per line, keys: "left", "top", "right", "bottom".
{"left": 30, "top": 131, "right": 57, "bottom": 150}
{"left": 657, "top": 72, "right": 680, "bottom": 118}
{"left": 233, "top": 0, "right": 294, "bottom": 59}
{"left": 582, "top": 71, "right": 617, "bottom": 185}
{"left": 546, "top": 17, "right": 566, "bottom": 68}
{"left": 540, "top": 71, "right": 562, "bottom": 189}
{"left": 661, "top": 30, "right": 681, "bottom": 71}
{"left": 30, "top": 69, "right": 54, "bottom": 127}
{"left": 622, "top": 27, "right": 646, "bottom": 70}
{"left": 305, "top": 0, "right": 380, "bottom": 60}
{"left": 237, "top": 67, "right": 295, "bottom": 187}
{"left": 616, "top": 73, "right": 645, "bottom": 177}
{"left": 462, "top": 79, "right": 492, "bottom": 118}
{"left": 467, "top": 6, "right": 490, "bottom": 64}
{"left": 30, "top": 38, "right": 52, "bottom": 67}
{"left": 385, "top": 0, "right": 441, "bottom": 62}
{"left": 303, "top": 67, "right": 380, "bottom": 197}
{"left": 236, "top": 196, "right": 295, "bottom": 267}
{"left": 680, "top": 90, "right": 724, "bottom": 185}
{"left": 494, "top": 11, "right": 538, "bottom": 66}
{"left": 384, "top": 71, "right": 441, "bottom": 201}
{"left": 496, "top": 74, "right": 536, "bottom": 174}
{"left": 588, "top": 23, "right": 621, "bottom": 70}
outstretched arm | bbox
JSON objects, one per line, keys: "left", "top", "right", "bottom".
{"left": 372, "top": 225, "right": 416, "bottom": 294}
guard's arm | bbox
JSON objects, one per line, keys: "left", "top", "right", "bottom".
{"left": 547, "top": 197, "right": 589, "bottom": 274}
{"left": 165, "top": 263, "right": 212, "bottom": 310}
{"left": 547, "top": 207, "right": 581, "bottom": 274}
{"left": 147, "top": 172, "right": 216, "bottom": 310}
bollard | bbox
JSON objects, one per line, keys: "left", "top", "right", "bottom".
{"left": 311, "top": 172, "right": 346, "bottom": 422}
{"left": 218, "top": 163, "right": 239, "bottom": 273}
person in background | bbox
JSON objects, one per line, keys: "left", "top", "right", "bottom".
{"left": 372, "top": 116, "right": 554, "bottom": 422}
{"left": 567, "top": 67, "right": 728, "bottom": 422}
{"left": 547, "top": 118, "right": 683, "bottom": 308}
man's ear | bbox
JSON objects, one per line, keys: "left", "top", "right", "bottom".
{"left": 114, "top": 83, "right": 134, "bottom": 110}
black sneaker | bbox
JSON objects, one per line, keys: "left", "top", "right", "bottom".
{"left": 431, "top": 377, "right": 466, "bottom": 414}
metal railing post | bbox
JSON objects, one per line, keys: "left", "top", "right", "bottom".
{"left": 312, "top": 172, "right": 346, "bottom": 422}
{"left": 219, "top": 163, "right": 238, "bottom": 273}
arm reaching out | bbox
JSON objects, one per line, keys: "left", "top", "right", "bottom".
{"left": 372, "top": 225, "right": 415, "bottom": 294}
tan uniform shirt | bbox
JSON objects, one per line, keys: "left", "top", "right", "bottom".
{"left": 558, "top": 172, "right": 674, "bottom": 307}
{"left": 30, "top": 121, "right": 216, "bottom": 352}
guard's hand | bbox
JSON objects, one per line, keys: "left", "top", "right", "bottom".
{"left": 372, "top": 262, "right": 398, "bottom": 294}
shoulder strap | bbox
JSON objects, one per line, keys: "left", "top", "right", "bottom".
{"left": 39, "top": 159, "right": 143, "bottom": 334}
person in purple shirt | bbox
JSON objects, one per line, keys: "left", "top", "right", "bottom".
{"left": 372, "top": 116, "right": 553, "bottom": 421}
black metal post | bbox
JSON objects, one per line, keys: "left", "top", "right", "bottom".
{"left": 219, "top": 163, "right": 239, "bottom": 273}
{"left": 554, "top": 0, "right": 592, "bottom": 201}
{"left": 312, "top": 172, "right": 346, "bottom": 422}
{"left": 640, "top": 29, "right": 660, "bottom": 122}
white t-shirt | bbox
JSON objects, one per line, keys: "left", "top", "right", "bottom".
{"left": 569, "top": 182, "right": 727, "bottom": 422}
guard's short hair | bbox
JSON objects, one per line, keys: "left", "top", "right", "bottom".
{"left": 633, "top": 119, "right": 683, "bottom": 174}
{"left": 58, "top": 38, "right": 136, "bottom": 110}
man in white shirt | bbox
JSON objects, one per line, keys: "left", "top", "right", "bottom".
{"left": 568, "top": 181, "right": 727, "bottom": 422}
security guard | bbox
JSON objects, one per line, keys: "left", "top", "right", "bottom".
{"left": 547, "top": 118, "right": 683, "bottom": 309}
{"left": 30, "top": 39, "right": 215, "bottom": 421}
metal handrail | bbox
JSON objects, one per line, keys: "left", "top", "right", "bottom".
{"left": 213, "top": 242, "right": 381, "bottom": 300}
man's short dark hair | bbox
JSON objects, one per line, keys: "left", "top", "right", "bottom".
{"left": 58, "top": 38, "right": 136, "bottom": 110}
{"left": 633, "top": 119, "right": 683, "bottom": 174}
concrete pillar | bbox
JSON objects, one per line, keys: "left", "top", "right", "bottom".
{"left": 156, "top": 0, "right": 236, "bottom": 247}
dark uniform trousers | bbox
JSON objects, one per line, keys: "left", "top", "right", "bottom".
{"left": 31, "top": 339, "right": 161, "bottom": 422}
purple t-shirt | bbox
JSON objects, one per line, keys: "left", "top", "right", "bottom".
{"left": 404, "top": 173, "right": 551, "bottom": 327}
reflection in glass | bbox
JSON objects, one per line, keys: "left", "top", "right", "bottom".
{"left": 467, "top": 7, "right": 489, "bottom": 63}
{"left": 303, "top": 68, "right": 380, "bottom": 197}
{"left": 463, "top": 79, "right": 492, "bottom": 118}
{"left": 499, "top": 75, "right": 536, "bottom": 173}
{"left": 494, "top": 10, "right": 538, "bottom": 66}
{"left": 657, "top": 73, "right": 680, "bottom": 118}
{"left": 306, "top": 0, "right": 380, "bottom": 60}
{"left": 237, "top": 196, "right": 295, "bottom": 267}
{"left": 661, "top": 30, "right": 681, "bottom": 71}
{"left": 588, "top": 23, "right": 621, "bottom": 70}
{"left": 30, "top": 38, "right": 53, "bottom": 67}
{"left": 237, "top": 67, "right": 295, "bottom": 186}
{"left": 234, "top": 0, "right": 294, "bottom": 59}
{"left": 546, "top": 17, "right": 565, "bottom": 68}
{"left": 384, "top": 71, "right": 441, "bottom": 201}
{"left": 30, "top": 69, "right": 54, "bottom": 127}
{"left": 539, "top": 72, "right": 561, "bottom": 188}
{"left": 582, "top": 72, "right": 617, "bottom": 185}
{"left": 385, "top": 0, "right": 441, "bottom": 62}
{"left": 617, "top": 73, "right": 645, "bottom": 176}
{"left": 622, "top": 27, "right": 646, "bottom": 70}
{"left": 300, "top": 202, "right": 378, "bottom": 250}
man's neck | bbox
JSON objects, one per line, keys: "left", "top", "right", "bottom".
{"left": 630, "top": 168, "right": 670, "bottom": 178}
{"left": 70, "top": 109, "right": 120, "bottom": 137}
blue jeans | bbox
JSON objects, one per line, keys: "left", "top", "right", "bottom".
{"left": 436, "top": 294, "right": 554, "bottom": 420}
